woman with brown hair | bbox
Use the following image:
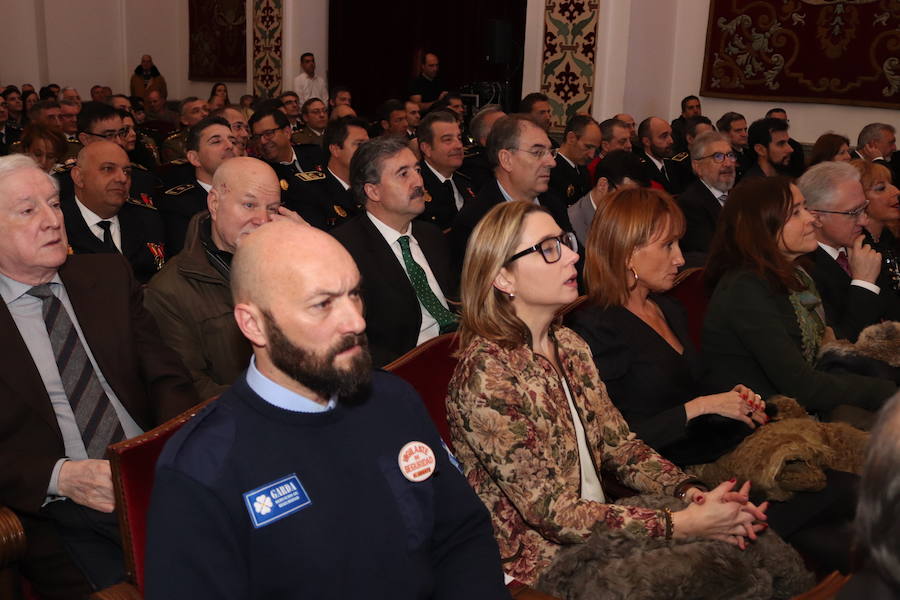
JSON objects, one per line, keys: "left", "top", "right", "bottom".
{"left": 19, "top": 122, "right": 68, "bottom": 172}
{"left": 447, "top": 200, "right": 770, "bottom": 588}
{"left": 809, "top": 133, "right": 851, "bottom": 167}
{"left": 567, "top": 186, "right": 861, "bottom": 572}
{"left": 702, "top": 176, "right": 896, "bottom": 414}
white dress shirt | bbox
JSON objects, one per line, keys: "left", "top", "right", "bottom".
{"left": 75, "top": 196, "right": 122, "bottom": 251}
{"left": 292, "top": 72, "right": 329, "bottom": 106}
{"left": 366, "top": 212, "right": 450, "bottom": 346}
{"left": 425, "top": 161, "right": 463, "bottom": 210}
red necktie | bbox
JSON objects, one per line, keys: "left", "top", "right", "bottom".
{"left": 836, "top": 250, "right": 852, "bottom": 277}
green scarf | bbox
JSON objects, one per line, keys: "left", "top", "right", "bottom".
{"left": 787, "top": 267, "right": 826, "bottom": 364}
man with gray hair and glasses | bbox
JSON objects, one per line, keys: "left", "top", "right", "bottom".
{"left": 798, "top": 161, "right": 897, "bottom": 341}
{"left": 450, "top": 113, "right": 572, "bottom": 267}
{"left": 678, "top": 130, "right": 738, "bottom": 262}
{"left": 0, "top": 154, "right": 197, "bottom": 597}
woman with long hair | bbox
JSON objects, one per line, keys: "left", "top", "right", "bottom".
{"left": 702, "top": 177, "right": 896, "bottom": 414}
{"left": 447, "top": 200, "right": 770, "bottom": 588}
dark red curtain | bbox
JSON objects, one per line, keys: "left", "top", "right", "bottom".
{"left": 328, "top": 1, "right": 526, "bottom": 119}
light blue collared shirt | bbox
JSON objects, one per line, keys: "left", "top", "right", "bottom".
{"left": 0, "top": 271, "right": 143, "bottom": 498}
{"left": 246, "top": 356, "right": 336, "bottom": 413}
{"left": 497, "top": 180, "right": 539, "bottom": 205}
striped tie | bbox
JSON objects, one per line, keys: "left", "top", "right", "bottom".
{"left": 27, "top": 284, "right": 124, "bottom": 458}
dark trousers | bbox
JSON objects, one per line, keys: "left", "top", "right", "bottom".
{"left": 19, "top": 500, "right": 124, "bottom": 599}
{"left": 766, "top": 470, "right": 858, "bottom": 574}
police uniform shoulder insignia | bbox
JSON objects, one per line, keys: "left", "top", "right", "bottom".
{"left": 333, "top": 204, "right": 347, "bottom": 218}
{"left": 130, "top": 162, "right": 148, "bottom": 171}
{"left": 164, "top": 131, "right": 184, "bottom": 141}
{"left": 280, "top": 179, "right": 289, "bottom": 191}
{"left": 168, "top": 158, "right": 188, "bottom": 165}
{"left": 294, "top": 171, "right": 325, "bottom": 182}
{"left": 128, "top": 194, "right": 157, "bottom": 209}
{"left": 52, "top": 163, "right": 75, "bottom": 174}
{"left": 165, "top": 183, "right": 196, "bottom": 195}
{"left": 671, "top": 152, "right": 690, "bottom": 162}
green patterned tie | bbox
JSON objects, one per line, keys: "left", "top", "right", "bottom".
{"left": 397, "top": 235, "right": 457, "bottom": 333}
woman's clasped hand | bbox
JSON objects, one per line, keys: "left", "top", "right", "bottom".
{"left": 676, "top": 479, "right": 768, "bottom": 550}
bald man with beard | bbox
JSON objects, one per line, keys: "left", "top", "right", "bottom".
{"left": 145, "top": 220, "right": 507, "bottom": 599}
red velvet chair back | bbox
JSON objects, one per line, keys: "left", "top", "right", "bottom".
{"left": 107, "top": 398, "right": 215, "bottom": 593}
{"left": 384, "top": 333, "right": 460, "bottom": 450}
{"left": 666, "top": 267, "right": 708, "bottom": 350}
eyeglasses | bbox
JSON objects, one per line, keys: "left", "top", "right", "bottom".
{"left": 810, "top": 201, "right": 869, "bottom": 219}
{"left": 510, "top": 147, "right": 558, "bottom": 160}
{"left": 697, "top": 151, "right": 737, "bottom": 163}
{"left": 251, "top": 127, "right": 283, "bottom": 142}
{"left": 506, "top": 232, "right": 578, "bottom": 265}
{"left": 82, "top": 127, "right": 131, "bottom": 140}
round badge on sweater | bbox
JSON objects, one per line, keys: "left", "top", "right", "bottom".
{"left": 398, "top": 441, "right": 436, "bottom": 482}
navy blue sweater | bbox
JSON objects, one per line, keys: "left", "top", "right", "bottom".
{"left": 145, "top": 371, "right": 509, "bottom": 599}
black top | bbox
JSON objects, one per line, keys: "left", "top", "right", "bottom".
{"left": 567, "top": 295, "right": 751, "bottom": 466}
{"left": 408, "top": 75, "right": 446, "bottom": 103}
{"left": 146, "top": 371, "right": 507, "bottom": 599}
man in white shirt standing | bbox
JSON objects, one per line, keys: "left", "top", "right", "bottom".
{"left": 331, "top": 136, "right": 458, "bottom": 367}
{"left": 292, "top": 53, "right": 328, "bottom": 107}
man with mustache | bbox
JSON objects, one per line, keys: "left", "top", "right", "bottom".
{"left": 677, "top": 131, "right": 738, "bottom": 264}
{"left": 416, "top": 110, "right": 473, "bottom": 230}
{"left": 61, "top": 141, "right": 166, "bottom": 283}
{"left": 331, "top": 136, "right": 459, "bottom": 366}
{"left": 145, "top": 220, "right": 507, "bottom": 599}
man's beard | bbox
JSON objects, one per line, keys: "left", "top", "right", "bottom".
{"left": 652, "top": 143, "right": 674, "bottom": 159}
{"left": 262, "top": 310, "right": 372, "bottom": 401}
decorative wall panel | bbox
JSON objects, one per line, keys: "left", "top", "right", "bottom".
{"left": 541, "top": 1, "right": 599, "bottom": 130}
{"left": 188, "top": 0, "right": 247, "bottom": 81}
{"left": 253, "top": 0, "right": 283, "bottom": 97}
{"left": 701, "top": 0, "right": 900, "bottom": 108}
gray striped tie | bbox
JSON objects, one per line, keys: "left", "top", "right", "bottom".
{"left": 28, "top": 284, "right": 124, "bottom": 458}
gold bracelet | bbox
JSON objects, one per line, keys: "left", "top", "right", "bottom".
{"left": 662, "top": 507, "right": 674, "bottom": 540}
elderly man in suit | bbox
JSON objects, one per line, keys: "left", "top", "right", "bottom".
{"left": 449, "top": 113, "right": 572, "bottom": 267}
{"left": 331, "top": 136, "right": 458, "bottom": 367}
{"left": 677, "top": 131, "right": 738, "bottom": 265}
{"left": 798, "top": 161, "right": 896, "bottom": 341}
{"left": 0, "top": 154, "right": 198, "bottom": 598}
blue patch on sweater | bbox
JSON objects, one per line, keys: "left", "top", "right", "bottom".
{"left": 243, "top": 474, "right": 312, "bottom": 528}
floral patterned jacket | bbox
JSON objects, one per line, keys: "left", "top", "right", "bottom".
{"left": 446, "top": 327, "right": 693, "bottom": 585}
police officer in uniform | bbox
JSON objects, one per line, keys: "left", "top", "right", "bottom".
{"left": 61, "top": 141, "right": 167, "bottom": 283}
{"left": 156, "top": 117, "right": 237, "bottom": 256}
{"left": 550, "top": 114, "right": 601, "bottom": 207}
{"left": 307, "top": 116, "right": 369, "bottom": 229}
{"left": 161, "top": 97, "right": 209, "bottom": 163}
{"left": 416, "top": 110, "right": 475, "bottom": 230}
{"left": 249, "top": 107, "right": 329, "bottom": 228}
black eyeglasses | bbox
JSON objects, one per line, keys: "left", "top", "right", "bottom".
{"left": 810, "top": 201, "right": 869, "bottom": 219}
{"left": 697, "top": 151, "right": 737, "bottom": 163}
{"left": 507, "top": 232, "right": 578, "bottom": 265}
{"left": 81, "top": 127, "right": 131, "bottom": 140}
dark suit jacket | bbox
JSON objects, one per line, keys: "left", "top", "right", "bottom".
{"left": 61, "top": 195, "right": 166, "bottom": 283}
{"left": 417, "top": 162, "right": 476, "bottom": 230}
{"left": 678, "top": 180, "right": 723, "bottom": 256}
{"left": 459, "top": 146, "right": 492, "bottom": 192}
{"left": 155, "top": 179, "right": 208, "bottom": 257}
{"left": 633, "top": 148, "right": 688, "bottom": 195}
{"left": 0, "top": 254, "right": 199, "bottom": 516}
{"left": 806, "top": 247, "right": 887, "bottom": 341}
{"left": 448, "top": 178, "right": 573, "bottom": 269}
{"left": 549, "top": 154, "right": 591, "bottom": 206}
{"left": 330, "top": 214, "right": 458, "bottom": 367}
